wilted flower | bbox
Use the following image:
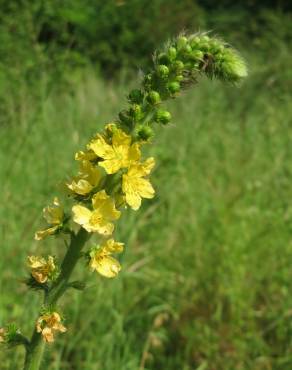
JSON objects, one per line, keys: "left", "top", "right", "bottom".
{"left": 36, "top": 312, "right": 66, "bottom": 343}
{"left": 35, "top": 198, "right": 64, "bottom": 240}
{"left": 27, "top": 255, "right": 56, "bottom": 284}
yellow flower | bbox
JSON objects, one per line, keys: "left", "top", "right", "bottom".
{"left": 27, "top": 255, "right": 56, "bottom": 284}
{"left": 36, "top": 312, "right": 66, "bottom": 343}
{"left": 35, "top": 198, "right": 64, "bottom": 240}
{"left": 89, "top": 239, "right": 124, "bottom": 278}
{"left": 72, "top": 190, "right": 120, "bottom": 235}
{"left": 67, "top": 160, "right": 102, "bottom": 195}
{"left": 88, "top": 125, "right": 141, "bottom": 174}
{"left": 122, "top": 157, "right": 155, "bottom": 210}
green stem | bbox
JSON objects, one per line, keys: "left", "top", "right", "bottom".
{"left": 23, "top": 228, "right": 90, "bottom": 370}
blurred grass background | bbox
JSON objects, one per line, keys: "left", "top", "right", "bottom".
{"left": 0, "top": 1, "right": 292, "bottom": 369}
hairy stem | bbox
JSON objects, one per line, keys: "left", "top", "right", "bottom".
{"left": 23, "top": 228, "right": 90, "bottom": 370}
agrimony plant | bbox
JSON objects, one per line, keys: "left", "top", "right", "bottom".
{"left": 0, "top": 32, "right": 247, "bottom": 370}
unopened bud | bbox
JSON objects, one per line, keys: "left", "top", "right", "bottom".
{"left": 129, "top": 104, "right": 143, "bottom": 120}
{"left": 157, "top": 65, "right": 169, "bottom": 78}
{"left": 146, "top": 91, "right": 161, "bottom": 105}
{"left": 190, "top": 50, "right": 204, "bottom": 61}
{"left": 135, "top": 125, "right": 154, "bottom": 141}
{"left": 167, "top": 81, "right": 180, "bottom": 95}
{"left": 173, "top": 60, "right": 184, "bottom": 72}
{"left": 177, "top": 36, "right": 188, "bottom": 50}
{"left": 167, "top": 47, "right": 177, "bottom": 61}
{"left": 155, "top": 109, "right": 172, "bottom": 125}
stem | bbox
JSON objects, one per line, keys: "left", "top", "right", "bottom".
{"left": 23, "top": 228, "right": 90, "bottom": 370}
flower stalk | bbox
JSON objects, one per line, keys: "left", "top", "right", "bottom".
{"left": 0, "top": 32, "right": 247, "bottom": 370}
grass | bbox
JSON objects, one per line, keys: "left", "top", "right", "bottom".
{"left": 0, "top": 57, "right": 291, "bottom": 370}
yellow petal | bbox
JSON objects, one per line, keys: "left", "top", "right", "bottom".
{"left": 125, "top": 191, "right": 142, "bottom": 211}
{"left": 98, "top": 158, "right": 122, "bottom": 174}
{"left": 95, "top": 256, "right": 121, "bottom": 278}
{"left": 67, "top": 179, "right": 93, "bottom": 195}
{"left": 34, "top": 225, "right": 59, "bottom": 241}
{"left": 128, "top": 142, "right": 141, "bottom": 162}
{"left": 104, "top": 239, "right": 124, "bottom": 253}
{"left": 75, "top": 150, "right": 96, "bottom": 161}
{"left": 112, "top": 127, "right": 131, "bottom": 147}
{"left": 92, "top": 190, "right": 121, "bottom": 220}
{"left": 88, "top": 135, "right": 114, "bottom": 160}
{"left": 72, "top": 205, "right": 92, "bottom": 226}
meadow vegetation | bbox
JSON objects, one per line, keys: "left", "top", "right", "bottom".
{"left": 0, "top": 2, "right": 291, "bottom": 369}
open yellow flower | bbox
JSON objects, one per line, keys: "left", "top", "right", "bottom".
{"left": 36, "top": 312, "right": 66, "bottom": 343}
{"left": 122, "top": 157, "right": 155, "bottom": 210}
{"left": 67, "top": 160, "right": 102, "bottom": 195}
{"left": 89, "top": 239, "right": 124, "bottom": 278}
{"left": 27, "top": 255, "right": 56, "bottom": 284}
{"left": 72, "top": 190, "right": 120, "bottom": 235}
{"left": 88, "top": 125, "right": 141, "bottom": 174}
{"left": 35, "top": 198, "right": 64, "bottom": 240}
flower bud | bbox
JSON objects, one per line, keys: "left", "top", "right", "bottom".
{"left": 167, "top": 82, "right": 180, "bottom": 95}
{"left": 190, "top": 50, "right": 204, "bottom": 61}
{"left": 175, "top": 75, "right": 184, "bottom": 82}
{"left": 189, "top": 36, "right": 200, "bottom": 49}
{"left": 177, "top": 36, "right": 188, "bottom": 50}
{"left": 135, "top": 125, "right": 154, "bottom": 141}
{"left": 129, "top": 104, "right": 143, "bottom": 121}
{"left": 128, "top": 89, "right": 144, "bottom": 104}
{"left": 157, "top": 65, "right": 169, "bottom": 78}
{"left": 155, "top": 109, "right": 172, "bottom": 125}
{"left": 181, "top": 44, "right": 192, "bottom": 56}
{"left": 173, "top": 60, "right": 184, "bottom": 72}
{"left": 146, "top": 91, "right": 161, "bottom": 105}
{"left": 167, "top": 46, "right": 177, "bottom": 61}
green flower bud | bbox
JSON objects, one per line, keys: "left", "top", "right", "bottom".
{"left": 181, "top": 44, "right": 192, "bottom": 56}
{"left": 175, "top": 75, "right": 184, "bottom": 82}
{"left": 201, "top": 35, "right": 210, "bottom": 43}
{"left": 177, "top": 36, "right": 188, "bottom": 50}
{"left": 157, "top": 65, "right": 169, "bottom": 78}
{"left": 189, "top": 36, "right": 200, "bottom": 49}
{"left": 173, "top": 60, "right": 184, "bottom": 72}
{"left": 128, "top": 89, "right": 144, "bottom": 104}
{"left": 146, "top": 91, "right": 161, "bottom": 105}
{"left": 155, "top": 109, "right": 172, "bottom": 125}
{"left": 135, "top": 125, "right": 154, "bottom": 141}
{"left": 167, "top": 82, "right": 180, "bottom": 95}
{"left": 167, "top": 46, "right": 177, "bottom": 61}
{"left": 190, "top": 50, "right": 204, "bottom": 61}
{"left": 129, "top": 104, "right": 143, "bottom": 121}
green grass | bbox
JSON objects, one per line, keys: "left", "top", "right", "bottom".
{"left": 0, "top": 59, "right": 292, "bottom": 370}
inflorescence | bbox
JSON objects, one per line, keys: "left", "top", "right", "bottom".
{"left": 0, "top": 32, "right": 247, "bottom": 347}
